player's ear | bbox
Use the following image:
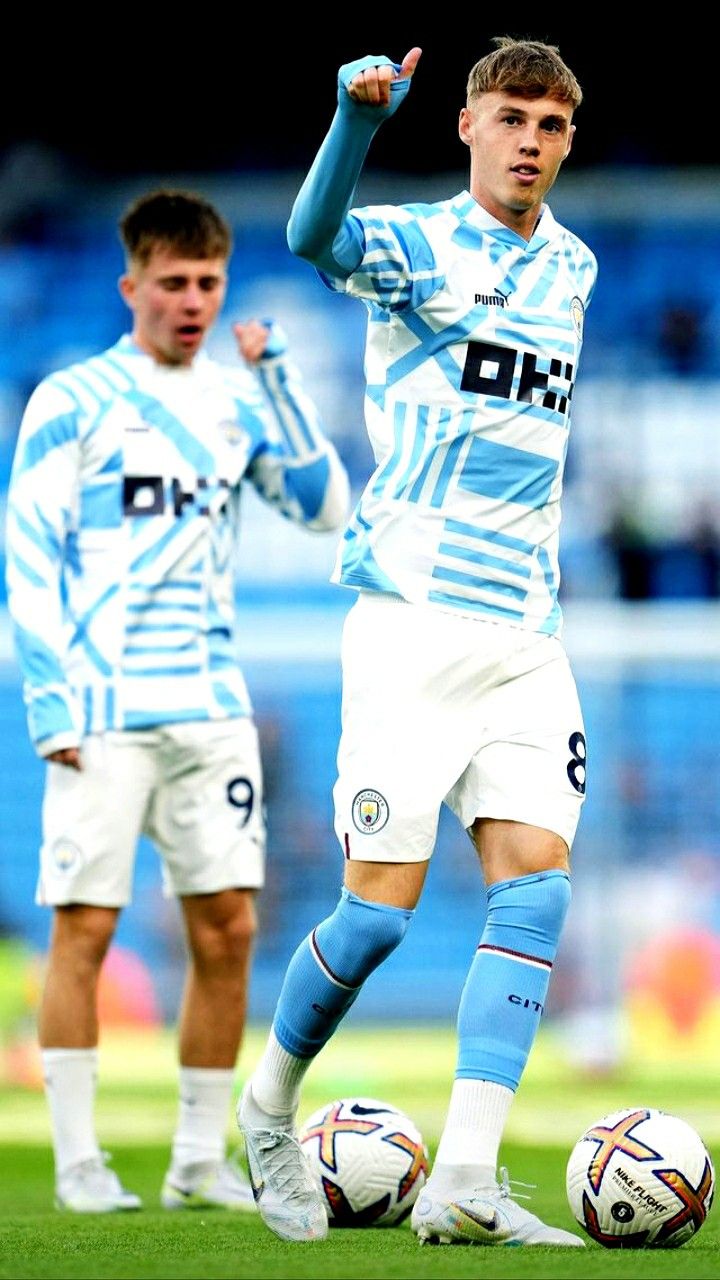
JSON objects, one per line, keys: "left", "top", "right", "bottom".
{"left": 458, "top": 106, "right": 473, "bottom": 147}
{"left": 564, "top": 123, "right": 576, "bottom": 160}
{"left": 118, "top": 274, "right": 135, "bottom": 309}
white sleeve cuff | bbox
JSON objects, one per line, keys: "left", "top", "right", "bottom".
{"left": 36, "top": 731, "right": 81, "bottom": 758}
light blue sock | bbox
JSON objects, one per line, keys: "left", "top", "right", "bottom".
{"left": 456, "top": 870, "right": 571, "bottom": 1089}
{"left": 273, "top": 887, "right": 413, "bottom": 1059}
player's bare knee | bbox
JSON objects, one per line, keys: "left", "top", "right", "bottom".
{"left": 51, "top": 904, "right": 117, "bottom": 967}
{"left": 184, "top": 887, "right": 255, "bottom": 937}
{"left": 344, "top": 858, "right": 427, "bottom": 910}
{"left": 218, "top": 907, "right": 257, "bottom": 959}
{"left": 187, "top": 901, "right": 257, "bottom": 968}
{"left": 471, "top": 819, "right": 570, "bottom": 883}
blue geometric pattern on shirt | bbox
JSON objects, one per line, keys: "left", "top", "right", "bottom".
{"left": 9, "top": 552, "right": 46, "bottom": 590}
{"left": 70, "top": 581, "right": 119, "bottom": 676}
{"left": 495, "top": 319, "right": 575, "bottom": 354}
{"left": 392, "top": 404, "right": 430, "bottom": 497}
{"left": 285, "top": 455, "right": 330, "bottom": 519}
{"left": 129, "top": 517, "right": 198, "bottom": 573}
{"left": 13, "top": 622, "right": 66, "bottom": 685}
{"left": 250, "top": 360, "right": 313, "bottom": 453}
{"left": 429, "top": 515, "right": 536, "bottom": 619}
{"left": 321, "top": 190, "right": 597, "bottom": 631}
{"left": 384, "top": 307, "right": 488, "bottom": 396}
{"left": 536, "top": 546, "right": 563, "bottom": 635}
{"left": 427, "top": 587, "right": 525, "bottom": 621}
{"left": 437, "top": 541, "right": 531, "bottom": 580}
{"left": 98, "top": 449, "right": 123, "bottom": 475}
{"left": 124, "top": 391, "right": 216, "bottom": 472}
{"left": 12, "top": 508, "right": 57, "bottom": 561}
{"left": 6, "top": 336, "right": 340, "bottom": 743}
{"left": 404, "top": 408, "right": 453, "bottom": 502}
{"left": 444, "top": 517, "right": 536, "bottom": 556}
{"left": 339, "top": 524, "right": 402, "bottom": 595}
{"left": 357, "top": 216, "right": 441, "bottom": 311}
{"left": 426, "top": 411, "right": 475, "bottom": 508}
{"left": 458, "top": 436, "right": 558, "bottom": 509}
{"left": 432, "top": 564, "right": 528, "bottom": 602}
{"left": 29, "top": 688, "right": 78, "bottom": 742}
{"left": 80, "top": 482, "right": 122, "bottom": 529}
{"left": 371, "top": 402, "right": 407, "bottom": 498}
{"left": 98, "top": 352, "right": 137, "bottom": 391}
{"left": 12, "top": 412, "right": 77, "bottom": 479}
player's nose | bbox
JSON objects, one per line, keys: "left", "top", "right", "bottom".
{"left": 182, "top": 286, "right": 205, "bottom": 311}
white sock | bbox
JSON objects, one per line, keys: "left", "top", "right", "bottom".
{"left": 41, "top": 1047, "right": 101, "bottom": 1177}
{"left": 170, "top": 1067, "right": 235, "bottom": 1171}
{"left": 432, "top": 1079, "right": 514, "bottom": 1190}
{"left": 249, "top": 1029, "right": 309, "bottom": 1119}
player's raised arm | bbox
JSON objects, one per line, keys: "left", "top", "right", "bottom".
{"left": 234, "top": 318, "right": 350, "bottom": 532}
{"left": 287, "top": 48, "right": 421, "bottom": 277}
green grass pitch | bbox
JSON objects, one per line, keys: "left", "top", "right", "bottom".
{"left": 0, "top": 1025, "right": 718, "bottom": 1279}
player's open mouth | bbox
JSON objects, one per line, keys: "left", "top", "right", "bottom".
{"left": 178, "top": 325, "right": 202, "bottom": 339}
{"left": 511, "top": 165, "right": 540, "bottom": 184}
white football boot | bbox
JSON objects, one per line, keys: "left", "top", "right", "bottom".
{"left": 237, "top": 1083, "right": 328, "bottom": 1242}
{"left": 412, "top": 1167, "right": 585, "bottom": 1247}
{"left": 161, "top": 1153, "right": 256, "bottom": 1211}
{"left": 55, "top": 1153, "right": 142, "bottom": 1213}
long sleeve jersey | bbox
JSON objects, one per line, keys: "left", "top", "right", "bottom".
{"left": 320, "top": 194, "right": 597, "bottom": 634}
{"left": 287, "top": 59, "right": 597, "bottom": 637}
{"left": 5, "top": 334, "right": 349, "bottom": 755}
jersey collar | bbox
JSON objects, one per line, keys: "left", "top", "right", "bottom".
{"left": 454, "top": 190, "right": 559, "bottom": 250}
{"left": 113, "top": 334, "right": 210, "bottom": 371}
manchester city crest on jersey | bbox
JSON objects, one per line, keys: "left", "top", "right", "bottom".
{"left": 570, "top": 296, "right": 585, "bottom": 339}
{"left": 219, "top": 420, "right": 244, "bottom": 445}
{"left": 352, "top": 789, "right": 389, "bottom": 834}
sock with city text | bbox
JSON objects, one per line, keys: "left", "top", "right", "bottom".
{"left": 432, "top": 870, "right": 571, "bottom": 1186}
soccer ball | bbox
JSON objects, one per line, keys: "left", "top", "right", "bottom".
{"left": 298, "top": 1096, "right": 428, "bottom": 1226}
{"left": 566, "top": 1107, "right": 715, "bottom": 1248}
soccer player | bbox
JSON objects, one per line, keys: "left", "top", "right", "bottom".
{"left": 238, "top": 39, "right": 595, "bottom": 1246}
{"left": 5, "top": 189, "right": 349, "bottom": 1213}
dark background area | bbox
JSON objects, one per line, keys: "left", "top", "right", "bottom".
{"left": 0, "top": 23, "right": 711, "bottom": 177}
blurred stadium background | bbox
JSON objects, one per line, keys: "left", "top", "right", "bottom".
{"left": 0, "top": 26, "right": 719, "bottom": 1137}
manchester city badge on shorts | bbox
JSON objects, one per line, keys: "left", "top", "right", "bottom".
{"left": 570, "top": 296, "right": 584, "bottom": 338}
{"left": 50, "top": 838, "right": 83, "bottom": 874}
{"left": 352, "top": 789, "right": 389, "bottom": 834}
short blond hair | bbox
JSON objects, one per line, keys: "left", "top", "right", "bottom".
{"left": 467, "top": 36, "right": 582, "bottom": 109}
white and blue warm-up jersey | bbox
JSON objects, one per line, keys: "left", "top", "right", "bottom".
{"left": 322, "top": 191, "right": 596, "bottom": 634}
{"left": 5, "top": 336, "right": 348, "bottom": 755}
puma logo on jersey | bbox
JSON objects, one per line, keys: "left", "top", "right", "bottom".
{"left": 475, "top": 287, "right": 509, "bottom": 307}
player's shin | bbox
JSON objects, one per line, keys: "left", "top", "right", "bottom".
{"left": 432, "top": 870, "right": 571, "bottom": 1189}
{"left": 42, "top": 1048, "right": 102, "bottom": 1175}
{"left": 250, "top": 887, "right": 413, "bottom": 1118}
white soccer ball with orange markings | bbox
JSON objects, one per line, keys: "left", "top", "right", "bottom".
{"left": 566, "top": 1107, "right": 715, "bottom": 1248}
{"left": 298, "top": 1096, "right": 428, "bottom": 1227}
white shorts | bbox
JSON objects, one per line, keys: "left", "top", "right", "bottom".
{"left": 37, "top": 717, "right": 265, "bottom": 907}
{"left": 334, "top": 594, "right": 586, "bottom": 862}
